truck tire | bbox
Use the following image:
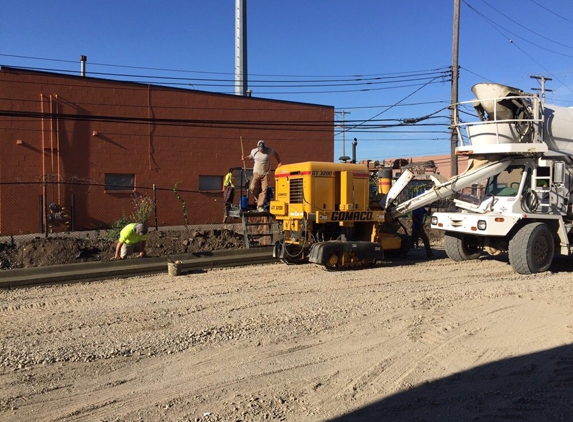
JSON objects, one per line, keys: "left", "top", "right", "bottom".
{"left": 444, "top": 232, "right": 481, "bottom": 261}
{"left": 508, "top": 222, "right": 554, "bottom": 274}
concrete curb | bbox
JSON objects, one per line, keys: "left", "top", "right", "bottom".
{"left": 0, "top": 247, "right": 276, "bottom": 289}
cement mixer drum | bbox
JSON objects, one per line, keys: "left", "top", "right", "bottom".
{"left": 543, "top": 105, "right": 573, "bottom": 155}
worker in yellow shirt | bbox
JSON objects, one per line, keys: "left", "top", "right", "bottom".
{"left": 114, "top": 223, "right": 148, "bottom": 259}
{"left": 223, "top": 168, "right": 235, "bottom": 222}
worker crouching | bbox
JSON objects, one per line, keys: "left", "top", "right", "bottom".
{"left": 114, "top": 223, "right": 148, "bottom": 260}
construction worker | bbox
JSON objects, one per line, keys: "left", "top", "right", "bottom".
{"left": 114, "top": 223, "right": 148, "bottom": 259}
{"left": 243, "top": 140, "right": 281, "bottom": 212}
{"left": 223, "top": 168, "right": 235, "bottom": 222}
{"left": 410, "top": 206, "right": 433, "bottom": 258}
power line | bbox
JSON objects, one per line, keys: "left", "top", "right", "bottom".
{"left": 0, "top": 64, "right": 450, "bottom": 96}
{"left": 478, "top": 0, "right": 573, "bottom": 51}
{"left": 338, "top": 100, "right": 450, "bottom": 110}
{"left": 463, "top": 1, "right": 573, "bottom": 59}
{"left": 0, "top": 53, "right": 451, "bottom": 79}
{"left": 338, "top": 74, "right": 449, "bottom": 135}
{"left": 0, "top": 108, "right": 449, "bottom": 130}
{"left": 463, "top": 0, "right": 573, "bottom": 96}
{"left": 459, "top": 66, "right": 493, "bottom": 83}
{"left": 527, "top": 0, "right": 573, "bottom": 26}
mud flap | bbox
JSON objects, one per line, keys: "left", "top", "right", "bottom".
{"left": 273, "top": 241, "right": 282, "bottom": 259}
{"left": 308, "top": 241, "right": 384, "bottom": 266}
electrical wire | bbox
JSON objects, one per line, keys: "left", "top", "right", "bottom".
{"left": 478, "top": 0, "right": 573, "bottom": 51}
{"left": 338, "top": 100, "right": 450, "bottom": 110}
{"left": 1, "top": 64, "right": 450, "bottom": 96}
{"left": 527, "top": 0, "right": 573, "bottom": 26}
{"left": 0, "top": 53, "right": 450, "bottom": 80}
{"left": 0, "top": 58, "right": 455, "bottom": 146}
{"left": 463, "top": 0, "right": 573, "bottom": 96}
{"left": 337, "top": 74, "right": 450, "bottom": 136}
{"left": 0, "top": 56, "right": 449, "bottom": 88}
{"left": 459, "top": 66, "right": 494, "bottom": 83}
{"left": 463, "top": 1, "right": 573, "bottom": 59}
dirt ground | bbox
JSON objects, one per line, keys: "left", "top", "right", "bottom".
{"left": 0, "top": 227, "right": 247, "bottom": 270}
{"left": 1, "top": 240, "right": 572, "bottom": 422}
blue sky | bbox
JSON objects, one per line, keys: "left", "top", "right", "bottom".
{"left": 2, "top": 0, "right": 573, "bottom": 162}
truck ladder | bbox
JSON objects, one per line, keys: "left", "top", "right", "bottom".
{"left": 531, "top": 174, "right": 551, "bottom": 212}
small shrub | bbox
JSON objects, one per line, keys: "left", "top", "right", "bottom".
{"left": 173, "top": 183, "right": 188, "bottom": 226}
{"left": 109, "top": 213, "right": 130, "bottom": 241}
{"left": 109, "top": 194, "right": 154, "bottom": 241}
{"left": 130, "top": 195, "right": 154, "bottom": 224}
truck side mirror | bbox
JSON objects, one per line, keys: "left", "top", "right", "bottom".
{"left": 553, "top": 162, "right": 565, "bottom": 185}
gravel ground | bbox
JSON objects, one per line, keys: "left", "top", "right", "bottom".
{"left": 1, "top": 246, "right": 573, "bottom": 422}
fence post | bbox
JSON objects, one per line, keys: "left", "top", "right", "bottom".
{"left": 71, "top": 193, "right": 76, "bottom": 231}
{"left": 153, "top": 184, "right": 158, "bottom": 230}
{"left": 39, "top": 194, "right": 44, "bottom": 234}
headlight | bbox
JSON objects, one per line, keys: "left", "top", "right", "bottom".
{"left": 431, "top": 216, "right": 438, "bottom": 225}
{"left": 477, "top": 220, "right": 487, "bottom": 230}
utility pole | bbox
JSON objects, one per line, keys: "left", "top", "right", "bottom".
{"left": 450, "top": 0, "right": 460, "bottom": 177}
{"left": 530, "top": 74, "right": 553, "bottom": 104}
{"left": 336, "top": 110, "right": 351, "bottom": 161}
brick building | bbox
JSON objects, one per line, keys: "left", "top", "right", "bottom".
{"left": 0, "top": 67, "right": 334, "bottom": 235}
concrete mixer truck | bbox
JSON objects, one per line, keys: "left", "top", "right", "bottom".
{"left": 388, "top": 82, "right": 573, "bottom": 274}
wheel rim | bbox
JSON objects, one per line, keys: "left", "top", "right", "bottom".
{"left": 463, "top": 236, "right": 479, "bottom": 254}
{"left": 532, "top": 234, "right": 549, "bottom": 264}
{"left": 325, "top": 253, "right": 339, "bottom": 269}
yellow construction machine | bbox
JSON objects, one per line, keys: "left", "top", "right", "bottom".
{"left": 270, "top": 161, "right": 409, "bottom": 269}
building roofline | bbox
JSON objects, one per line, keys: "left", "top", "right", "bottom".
{"left": 0, "top": 65, "right": 334, "bottom": 110}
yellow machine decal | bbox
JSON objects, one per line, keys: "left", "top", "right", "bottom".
{"left": 331, "top": 211, "right": 373, "bottom": 221}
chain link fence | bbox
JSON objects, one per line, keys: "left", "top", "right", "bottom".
{"left": 0, "top": 178, "right": 254, "bottom": 245}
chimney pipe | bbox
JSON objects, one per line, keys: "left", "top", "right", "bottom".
{"left": 80, "top": 55, "right": 87, "bottom": 77}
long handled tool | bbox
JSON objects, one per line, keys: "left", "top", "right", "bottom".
{"left": 240, "top": 136, "right": 250, "bottom": 189}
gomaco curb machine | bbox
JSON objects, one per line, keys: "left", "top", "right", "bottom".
{"left": 269, "top": 160, "right": 413, "bottom": 269}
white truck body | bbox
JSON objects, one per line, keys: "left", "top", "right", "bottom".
{"left": 389, "top": 82, "right": 573, "bottom": 274}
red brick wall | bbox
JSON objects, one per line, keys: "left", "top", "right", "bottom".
{"left": 0, "top": 68, "right": 334, "bottom": 234}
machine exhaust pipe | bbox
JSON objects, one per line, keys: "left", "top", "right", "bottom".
{"left": 351, "top": 138, "right": 357, "bottom": 163}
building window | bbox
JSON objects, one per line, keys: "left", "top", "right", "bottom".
{"left": 105, "top": 173, "right": 135, "bottom": 191}
{"left": 199, "top": 175, "right": 223, "bottom": 191}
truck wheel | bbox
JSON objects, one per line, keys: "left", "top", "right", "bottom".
{"left": 508, "top": 223, "right": 554, "bottom": 274}
{"left": 444, "top": 233, "right": 481, "bottom": 261}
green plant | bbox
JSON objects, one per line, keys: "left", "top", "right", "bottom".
{"left": 108, "top": 195, "right": 154, "bottom": 241}
{"left": 173, "top": 182, "right": 188, "bottom": 226}
{"left": 130, "top": 195, "right": 154, "bottom": 224}
{"left": 109, "top": 213, "right": 130, "bottom": 241}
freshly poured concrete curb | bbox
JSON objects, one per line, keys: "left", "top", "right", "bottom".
{"left": 0, "top": 247, "right": 276, "bottom": 288}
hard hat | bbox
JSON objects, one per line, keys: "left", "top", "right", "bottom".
{"left": 134, "top": 223, "right": 148, "bottom": 235}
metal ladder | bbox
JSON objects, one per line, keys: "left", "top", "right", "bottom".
{"left": 532, "top": 174, "right": 551, "bottom": 211}
{"left": 241, "top": 210, "right": 275, "bottom": 248}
